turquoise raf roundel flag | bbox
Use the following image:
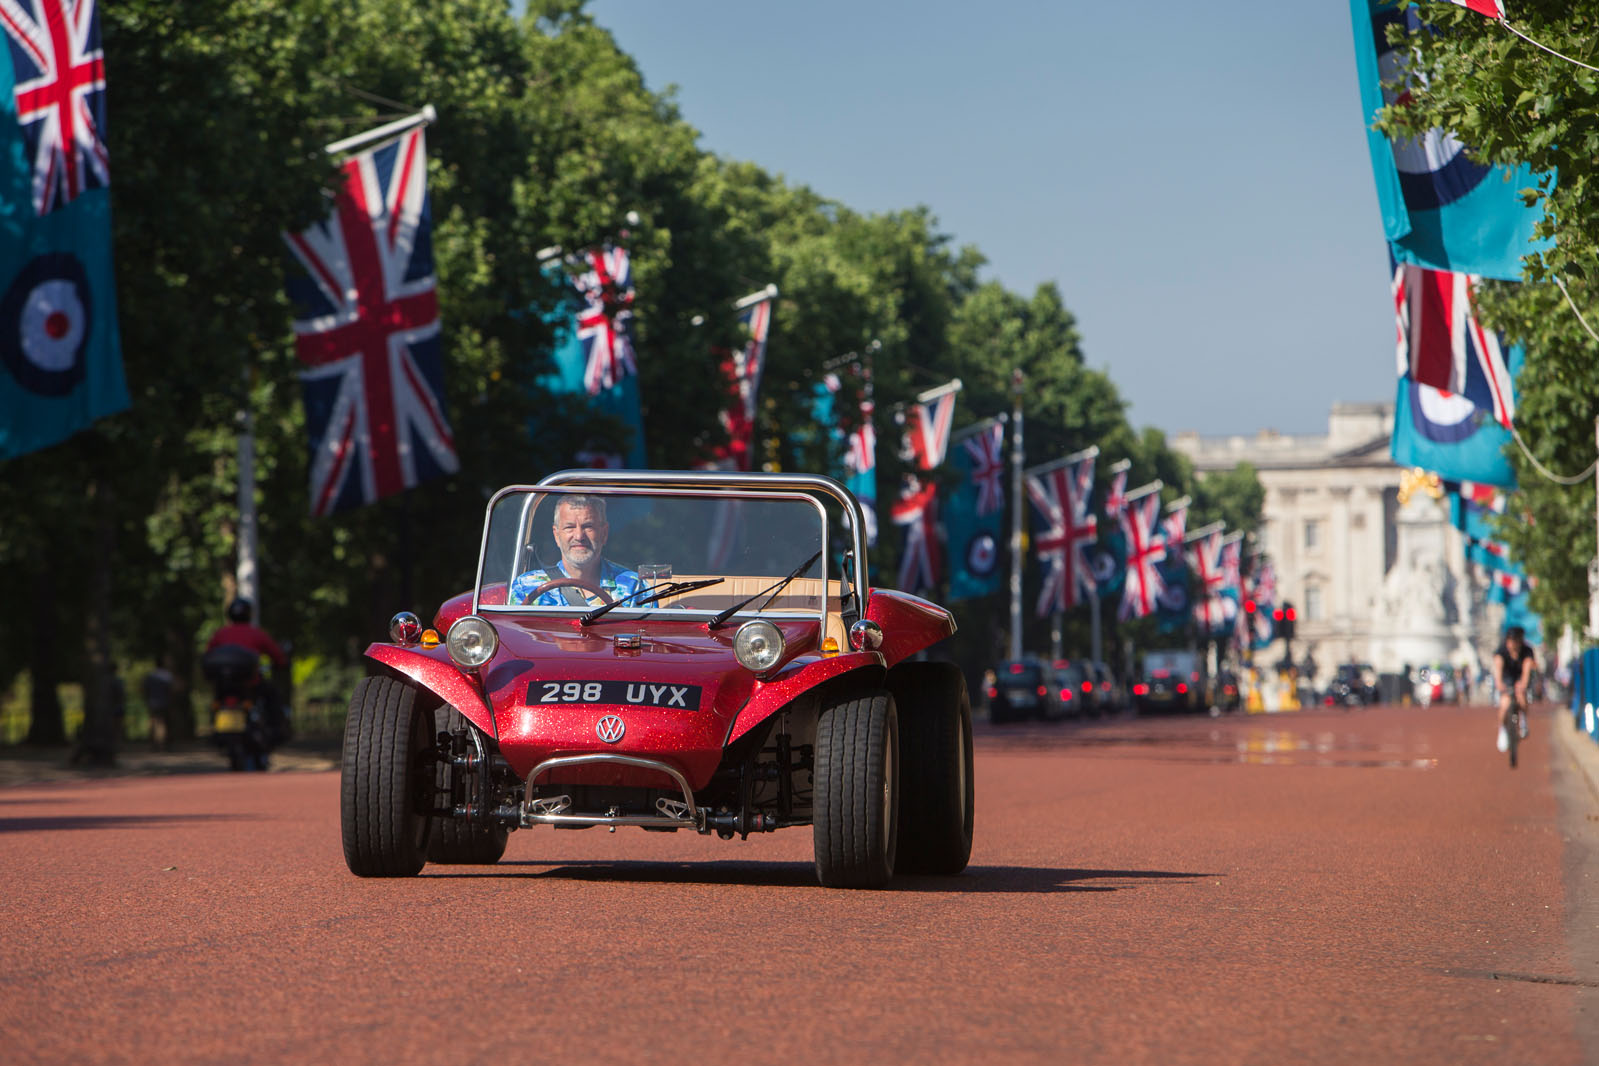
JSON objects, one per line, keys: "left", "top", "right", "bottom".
{"left": 0, "top": 252, "right": 92, "bottom": 397}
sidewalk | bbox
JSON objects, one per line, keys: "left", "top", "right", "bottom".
{"left": 0, "top": 737, "right": 341, "bottom": 787}
{"left": 1553, "top": 704, "right": 1599, "bottom": 805}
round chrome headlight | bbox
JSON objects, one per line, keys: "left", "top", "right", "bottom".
{"left": 389, "top": 611, "right": 422, "bottom": 646}
{"left": 446, "top": 615, "right": 499, "bottom": 670}
{"left": 734, "top": 620, "right": 785, "bottom": 674}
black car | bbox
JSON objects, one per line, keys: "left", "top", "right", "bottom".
{"left": 1133, "top": 650, "right": 1204, "bottom": 714}
{"left": 1092, "top": 661, "right": 1124, "bottom": 715}
{"left": 988, "top": 658, "right": 1065, "bottom": 723}
{"left": 1047, "top": 660, "right": 1095, "bottom": 718}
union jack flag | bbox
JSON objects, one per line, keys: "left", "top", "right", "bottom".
{"left": 1, "top": 0, "right": 109, "bottom": 216}
{"left": 1103, "top": 459, "right": 1130, "bottom": 519}
{"left": 1249, "top": 557, "right": 1278, "bottom": 608}
{"left": 572, "top": 245, "right": 636, "bottom": 396}
{"left": 962, "top": 420, "right": 1005, "bottom": 516}
{"left": 1027, "top": 450, "right": 1098, "bottom": 615}
{"left": 283, "top": 127, "right": 457, "bottom": 517}
{"left": 1393, "top": 262, "right": 1515, "bottom": 428}
{"left": 846, "top": 400, "right": 876, "bottom": 477}
{"left": 714, "top": 289, "right": 774, "bottom": 471}
{"left": 893, "top": 475, "right": 940, "bottom": 595}
{"left": 1218, "top": 532, "right": 1243, "bottom": 592}
{"left": 1162, "top": 496, "right": 1190, "bottom": 549}
{"left": 902, "top": 385, "right": 959, "bottom": 471}
{"left": 1118, "top": 487, "right": 1167, "bottom": 622}
{"left": 1187, "top": 527, "right": 1229, "bottom": 632}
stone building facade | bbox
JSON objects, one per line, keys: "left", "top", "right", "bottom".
{"left": 1172, "top": 403, "right": 1493, "bottom": 689}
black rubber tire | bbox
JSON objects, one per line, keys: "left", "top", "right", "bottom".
{"left": 891, "top": 663, "right": 975, "bottom": 876}
{"left": 813, "top": 690, "right": 899, "bottom": 888}
{"left": 340, "top": 676, "right": 434, "bottom": 877}
{"left": 427, "top": 706, "right": 509, "bottom": 865}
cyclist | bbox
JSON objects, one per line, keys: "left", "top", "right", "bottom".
{"left": 1493, "top": 625, "right": 1536, "bottom": 753}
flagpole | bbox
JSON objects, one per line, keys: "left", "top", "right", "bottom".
{"left": 1009, "top": 369, "right": 1025, "bottom": 661}
{"left": 235, "top": 360, "right": 258, "bottom": 617}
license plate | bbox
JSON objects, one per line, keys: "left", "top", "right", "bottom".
{"left": 1004, "top": 690, "right": 1037, "bottom": 707}
{"left": 215, "top": 709, "right": 247, "bottom": 733}
{"left": 527, "top": 679, "right": 702, "bottom": 710}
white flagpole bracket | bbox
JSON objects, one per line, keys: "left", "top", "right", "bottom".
{"left": 1024, "top": 444, "right": 1099, "bottom": 479}
{"left": 323, "top": 104, "right": 436, "bottom": 158}
{"left": 733, "top": 284, "right": 779, "bottom": 310}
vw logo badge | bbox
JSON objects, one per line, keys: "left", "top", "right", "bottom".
{"left": 595, "top": 715, "right": 626, "bottom": 744}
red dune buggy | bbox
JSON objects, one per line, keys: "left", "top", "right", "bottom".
{"left": 340, "top": 470, "right": 972, "bottom": 888}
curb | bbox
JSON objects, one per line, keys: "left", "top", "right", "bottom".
{"left": 1553, "top": 706, "right": 1599, "bottom": 807}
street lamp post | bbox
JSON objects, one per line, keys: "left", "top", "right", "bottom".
{"left": 1008, "top": 369, "right": 1025, "bottom": 662}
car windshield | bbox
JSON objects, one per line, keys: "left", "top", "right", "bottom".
{"left": 475, "top": 486, "right": 829, "bottom": 620}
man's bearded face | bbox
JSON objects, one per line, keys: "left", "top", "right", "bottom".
{"left": 555, "top": 505, "right": 606, "bottom": 568}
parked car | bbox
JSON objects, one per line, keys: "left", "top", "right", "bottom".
{"left": 339, "top": 470, "right": 973, "bottom": 889}
{"left": 1048, "top": 659, "right": 1095, "bottom": 718}
{"left": 1092, "top": 661, "right": 1124, "bottom": 714}
{"left": 1133, "top": 649, "right": 1205, "bottom": 714}
{"left": 989, "top": 658, "right": 1046, "bottom": 723}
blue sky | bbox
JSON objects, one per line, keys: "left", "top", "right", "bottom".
{"left": 583, "top": 0, "right": 1396, "bottom": 436}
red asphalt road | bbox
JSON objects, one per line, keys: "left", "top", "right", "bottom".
{"left": 2, "top": 703, "right": 1596, "bottom": 1065}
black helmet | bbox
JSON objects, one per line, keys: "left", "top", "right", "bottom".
{"left": 226, "top": 598, "right": 253, "bottom": 624}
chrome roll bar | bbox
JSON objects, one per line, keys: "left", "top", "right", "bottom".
{"left": 520, "top": 753, "right": 704, "bottom": 832}
{"left": 534, "top": 469, "right": 871, "bottom": 621}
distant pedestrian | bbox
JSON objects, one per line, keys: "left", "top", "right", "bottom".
{"left": 142, "top": 663, "right": 175, "bottom": 751}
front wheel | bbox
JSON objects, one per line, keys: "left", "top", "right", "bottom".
{"left": 813, "top": 690, "right": 899, "bottom": 888}
{"left": 341, "top": 676, "right": 435, "bottom": 877}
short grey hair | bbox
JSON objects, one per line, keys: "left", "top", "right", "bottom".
{"left": 553, "top": 494, "right": 607, "bottom": 525}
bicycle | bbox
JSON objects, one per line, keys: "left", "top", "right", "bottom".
{"left": 1505, "top": 694, "right": 1527, "bottom": 769}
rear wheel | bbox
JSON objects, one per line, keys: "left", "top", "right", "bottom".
{"left": 341, "top": 676, "right": 434, "bottom": 877}
{"left": 1508, "top": 707, "right": 1520, "bottom": 769}
{"left": 813, "top": 690, "right": 898, "bottom": 888}
{"left": 428, "top": 707, "right": 509, "bottom": 865}
{"left": 892, "top": 663, "right": 974, "bottom": 876}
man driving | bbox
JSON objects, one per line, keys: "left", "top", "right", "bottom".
{"left": 509, "top": 494, "right": 643, "bottom": 607}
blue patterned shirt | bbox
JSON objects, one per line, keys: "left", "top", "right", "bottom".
{"left": 508, "top": 558, "right": 644, "bottom": 608}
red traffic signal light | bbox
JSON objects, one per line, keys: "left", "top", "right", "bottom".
{"left": 1243, "top": 599, "right": 1256, "bottom": 614}
{"left": 1285, "top": 607, "right": 1296, "bottom": 622}
{"left": 1272, "top": 608, "right": 1284, "bottom": 622}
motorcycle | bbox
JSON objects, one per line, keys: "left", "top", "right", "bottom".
{"left": 200, "top": 643, "right": 275, "bottom": 771}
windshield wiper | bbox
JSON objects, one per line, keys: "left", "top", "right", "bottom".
{"left": 707, "top": 550, "right": 823, "bottom": 629}
{"left": 579, "top": 578, "right": 723, "bottom": 626}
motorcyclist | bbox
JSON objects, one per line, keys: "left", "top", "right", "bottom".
{"left": 205, "top": 598, "right": 291, "bottom": 744}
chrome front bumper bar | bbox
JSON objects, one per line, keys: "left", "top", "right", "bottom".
{"left": 520, "top": 754, "right": 705, "bottom": 832}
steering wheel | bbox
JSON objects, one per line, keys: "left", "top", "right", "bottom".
{"left": 526, "top": 577, "right": 614, "bottom": 606}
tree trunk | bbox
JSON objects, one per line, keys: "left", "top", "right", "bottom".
{"left": 24, "top": 566, "right": 65, "bottom": 746}
{"left": 73, "top": 476, "right": 118, "bottom": 767}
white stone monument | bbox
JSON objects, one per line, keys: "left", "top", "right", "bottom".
{"left": 1369, "top": 483, "right": 1461, "bottom": 675}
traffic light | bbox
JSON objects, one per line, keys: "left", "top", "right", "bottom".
{"left": 1280, "top": 602, "right": 1297, "bottom": 640}
{"left": 1243, "top": 598, "right": 1256, "bottom": 615}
